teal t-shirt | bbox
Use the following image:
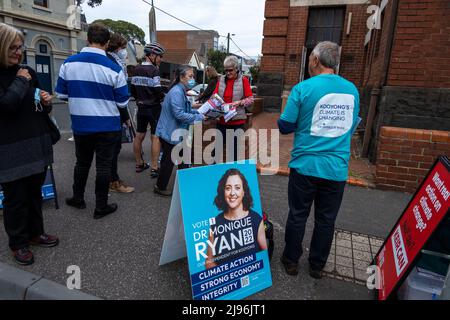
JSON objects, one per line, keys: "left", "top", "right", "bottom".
{"left": 280, "top": 74, "right": 360, "bottom": 182}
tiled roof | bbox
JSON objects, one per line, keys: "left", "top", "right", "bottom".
{"left": 163, "top": 49, "right": 196, "bottom": 65}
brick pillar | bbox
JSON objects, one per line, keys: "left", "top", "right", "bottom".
{"left": 259, "top": 0, "right": 290, "bottom": 112}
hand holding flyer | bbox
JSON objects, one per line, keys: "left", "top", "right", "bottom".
{"left": 197, "top": 94, "right": 225, "bottom": 115}
{"left": 223, "top": 104, "right": 238, "bottom": 123}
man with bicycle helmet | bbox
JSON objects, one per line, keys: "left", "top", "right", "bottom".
{"left": 131, "top": 42, "right": 165, "bottom": 177}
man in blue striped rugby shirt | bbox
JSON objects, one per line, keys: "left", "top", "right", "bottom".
{"left": 56, "top": 24, "right": 129, "bottom": 220}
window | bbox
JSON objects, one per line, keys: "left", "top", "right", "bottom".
{"left": 34, "top": 0, "right": 49, "bottom": 8}
{"left": 39, "top": 44, "right": 48, "bottom": 54}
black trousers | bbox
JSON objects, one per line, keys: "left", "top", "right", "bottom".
{"left": 156, "top": 138, "right": 188, "bottom": 191}
{"left": 111, "top": 136, "right": 122, "bottom": 182}
{"left": 73, "top": 132, "right": 121, "bottom": 209}
{"left": 1, "top": 169, "right": 47, "bottom": 251}
{"left": 283, "top": 169, "right": 346, "bottom": 270}
{"left": 216, "top": 123, "right": 245, "bottom": 162}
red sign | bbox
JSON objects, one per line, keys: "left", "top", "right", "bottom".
{"left": 376, "top": 157, "right": 450, "bottom": 300}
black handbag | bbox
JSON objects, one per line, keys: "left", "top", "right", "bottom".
{"left": 45, "top": 114, "right": 61, "bottom": 145}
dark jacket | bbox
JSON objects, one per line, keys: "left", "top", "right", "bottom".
{"left": 0, "top": 65, "right": 53, "bottom": 184}
{"left": 130, "top": 62, "right": 165, "bottom": 108}
{"left": 197, "top": 76, "right": 219, "bottom": 104}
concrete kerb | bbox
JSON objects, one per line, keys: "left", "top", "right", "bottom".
{"left": 0, "top": 262, "right": 100, "bottom": 300}
{"left": 257, "top": 165, "right": 376, "bottom": 189}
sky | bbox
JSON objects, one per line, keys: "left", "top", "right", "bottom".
{"left": 81, "top": 0, "right": 266, "bottom": 59}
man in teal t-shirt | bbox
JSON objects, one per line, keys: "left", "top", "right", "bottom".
{"left": 278, "top": 41, "right": 360, "bottom": 279}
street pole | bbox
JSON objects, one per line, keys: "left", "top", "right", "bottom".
{"left": 227, "top": 33, "right": 230, "bottom": 55}
{"left": 202, "top": 44, "right": 207, "bottom": 86}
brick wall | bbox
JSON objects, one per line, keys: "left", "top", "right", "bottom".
{"left": 388, "top": 0, "right": 450, "bottom": 88}
{"left": 362, "top": 0, "right": 397, "bottom": 87}
{"left": 157, "top": 31, "right": 188, "bottom": 50}
{"left": 261, "top": 1, "right": 368, "bottom": 90}
{"left": 339, "top": 5, "right": 369, "bottom": 88}
{"left": 363, "top": 0, "right": 450, "bottom": 89}
{"left": 376, "top": 126, "right": 450, "bottom": 193}
{"left": 265, "top": 0, "right": 290, "bottom": 18}
{"left": 262, "top": 37, "right": 287, "bottom": 55}
{"left": 260, "top": 55, "right": 286, "bottom": 73}
{"left": 283, "top": 6, "right": 308, "bottom": 86}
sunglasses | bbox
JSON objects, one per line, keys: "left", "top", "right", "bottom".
{"left": 225, "top": 68, "right": 235, "bottom": 73}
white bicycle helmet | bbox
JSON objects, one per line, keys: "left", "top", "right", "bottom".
{"left": 144, "top": 42, "right": 166, "bottom": 56}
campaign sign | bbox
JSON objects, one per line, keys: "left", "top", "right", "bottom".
{"left": 159, "top": 161, "right": 272, "bottom": 300}
{"left": 0, "top": 169, "right": 56, "bottom": 209}
{"left": 375, "top": 156, "right": 450, "bottom": 300}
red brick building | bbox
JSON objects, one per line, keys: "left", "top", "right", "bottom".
{"left": 260, "top": 0, "right": 450, "bottom": 192}
{"left": 157, "top": 30, "right": 219, "bottom": 66}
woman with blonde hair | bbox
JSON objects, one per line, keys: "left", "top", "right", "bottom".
{"left": 0, "top": 23, "right": 58, "bottom": 266}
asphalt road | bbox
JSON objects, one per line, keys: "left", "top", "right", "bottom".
{"left": 0, "top": 103, "right": 412, "bottom": 300}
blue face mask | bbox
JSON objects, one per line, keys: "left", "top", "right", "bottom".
{"left": 186, "top": 79, "right": 196, "bottom": 89}
{"left": 34, "top": 88, "right": 43, "bottom": 112}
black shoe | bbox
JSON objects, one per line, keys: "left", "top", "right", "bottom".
{"left": 94, "top": 203, "right": 118, "bottom": 219}
{"left": 135, "top": 162, "right": 150, "bottom": 173}
{"left": 309, "top": 265, "right": 323, "bottom": 279}
{"left": 66, "top": 197, "right": 86, "bottom": 209}
{"left": 280, "top": 254, "right": 299, "bottom": 276}
{"left": 150, "top": 168, "right": 159, "bottom": 179}
{"left": 13, "top": 247, "right": 34, "bottom": 266}
{"left": 153, "top": 185, "right": 172, "bottom": 197}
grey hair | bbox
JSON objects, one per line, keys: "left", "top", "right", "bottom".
{"left": 169, "top": 64, "right": 193, "bottom": 90}
{"left": 312, "top": 41, "right": 340, "bottom": 71}
{"left": 224, "top": 55, "right": 239, "bottom": 70}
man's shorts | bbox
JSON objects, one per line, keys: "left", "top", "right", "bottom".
{"left": 136, "top": 105, "right": 162, "bottom": 135}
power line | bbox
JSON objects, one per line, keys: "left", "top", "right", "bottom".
{"left": 140, "top": 0, "right": 253, "bottom": 58}
{"left": 230, "top": 38, "right": 254, "bottom": 60}
{"left": 141, "top": 0, "right": 226, "bottom": 38}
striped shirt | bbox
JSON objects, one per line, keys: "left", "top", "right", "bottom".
{"left": 55, "top": 47, "right": 129, "bottom": 134}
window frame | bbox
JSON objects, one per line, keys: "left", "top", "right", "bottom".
{"left": 33, "top": 0, "right": 49, "bottom": 8}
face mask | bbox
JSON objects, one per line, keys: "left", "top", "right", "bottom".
{"left": 117, "top": 49, "right": 127, "bottom": 61}
{"left": 34, "top": 88, "right": 43, "bottom": 112}
{"left": 186, "top": 79, "right": 196, "bottom": 89}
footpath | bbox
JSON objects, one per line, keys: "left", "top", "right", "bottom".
{"left": 0, "top": 108, "right": 412, "bottom": 300}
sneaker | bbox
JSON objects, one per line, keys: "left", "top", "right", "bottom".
{"left": 110, "top": 181, "right": 135, "bottom": 193}
{"left": 94, "top": 203, "right": 118, "bottom": 220}
{"left": 30, "top": 233, "right": 59, "bottom": 248}
{"left": 309, "top": 265, "right": 322, "bottom": 279}
{"left": 280, "top": 254, "right": 299, "bottom": 276}
{"left": 153, "top": 185, "right": 172, "bottom": 197}
{"left": 13, "top": 247, "right": 34, "bottom": 266}
{"left": 150, "top": 168, "right": 159, "bottom": 179}
{"left": 65, "top": 197, "right": 86, "bottom": 209}
{"left": 135, "top": 162, "right": 150, "bottom": 173}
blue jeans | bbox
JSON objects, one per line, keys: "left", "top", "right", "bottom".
{"left": 283, "top": 169, "right": 346, "bottom": 270}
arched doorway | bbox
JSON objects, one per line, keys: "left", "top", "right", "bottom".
{"left": 35, "top": 40, "right": 53, "bottom": 93}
